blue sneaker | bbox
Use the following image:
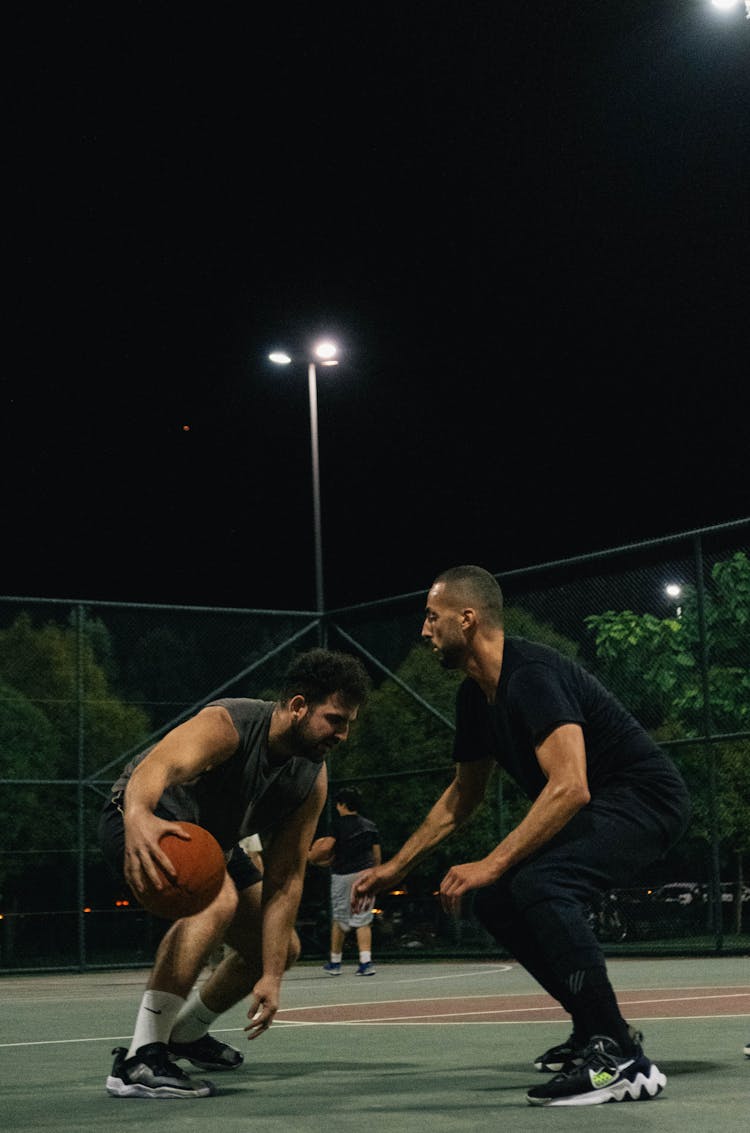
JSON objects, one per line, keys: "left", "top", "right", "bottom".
{"left": 355, "top": 962, "right": 375, "bottom": 976}
{"left": 323, "top": 961, "right": 341, "bottom": 975}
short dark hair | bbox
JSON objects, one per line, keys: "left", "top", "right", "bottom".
{"left": 433, "top": 565, "right": 504, "bottom": 628}
{"left": 279, "top": 648, "right": 371, "bottom": 708}
{"left": 334, "top": 787, "right": 364, "bottom": 812}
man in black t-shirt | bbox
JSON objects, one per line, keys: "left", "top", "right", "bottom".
{"left": 308, "top": 787, "right": 381, "bottom": 975}
{"left": 353, "top": 565, "right": 690, "bottom": 1108}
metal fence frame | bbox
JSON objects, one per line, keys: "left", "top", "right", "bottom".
{"left": 0, "top": 517, "right": 748, "bottom": 970}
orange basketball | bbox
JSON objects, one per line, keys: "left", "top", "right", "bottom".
{"left": 135, "top": 823, "right": 227, "bottom": 920}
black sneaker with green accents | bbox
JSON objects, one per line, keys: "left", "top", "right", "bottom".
{"left": 526, "top": 1034, "right": 666, "bottom": 1107}
{"left": 533, "top": 1024, "right": 643, "bottom": 1073}
{"left": 533, "top": 1033, "right": 586, "bottom": 1073}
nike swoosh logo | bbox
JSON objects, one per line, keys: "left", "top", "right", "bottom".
{"left": 144, "top": 1007, "right": 162, "bottom": 1015}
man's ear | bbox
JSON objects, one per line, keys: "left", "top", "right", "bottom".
{"left": 289, "top": 694, "right": 308, "bottom": 719}
{"left": 461, "top": 607, "right": 477, "bottom": 630}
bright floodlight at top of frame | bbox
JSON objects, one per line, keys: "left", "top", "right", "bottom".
{"left": 268, "top": 351, "right": 292, "bottom": 364}
{"left": 710, "top": 0, "right": 750, "bottom": 15}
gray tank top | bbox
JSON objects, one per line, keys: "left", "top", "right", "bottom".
{"left": 110, "top": 698, "right": 322, "bottom": 849}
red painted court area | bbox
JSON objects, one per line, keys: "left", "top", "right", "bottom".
{"left": 277, "top": 986, "right": 750, "bottom": 1026}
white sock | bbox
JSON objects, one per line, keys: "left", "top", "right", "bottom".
{"left": 359, "top": 951, "right": 371, "bottom": 964}
{"left": 330, "top": 952, "right": 342, "bottom": 964}
{"left": 127, "top": 990, "right": 186, "bottom": 1058}
{"left": 170, "top": 989, "right": 220, "bottom": 1044}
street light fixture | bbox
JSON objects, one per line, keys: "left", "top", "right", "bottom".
{"left": 268, "top": 340, "right": 339, "bottom": 635}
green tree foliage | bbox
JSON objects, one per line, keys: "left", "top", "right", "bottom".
{"left": 584, "top": 552, "right": 750, "bottom": 863}
{"left": 0, "top": 613, "right": 153, "bottom": 905}
{"left": 0, "top": 612, "right": 151, "bottom": 780}
{"left": 0, "top": 676, "right": 66, "bottom": 893}
{"left": 585, "top": 552, "right": 750, "bottom": 736}
{"left": 579, "top": 609, "right": 684, "bottom": 728}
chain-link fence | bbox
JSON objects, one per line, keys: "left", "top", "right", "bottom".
{"left": 1, "top": 518, "right": 747, "bottom": 971}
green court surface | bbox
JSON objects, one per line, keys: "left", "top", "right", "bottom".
{"left": 2, "top": 956, "right": 748, "bottom": 1132}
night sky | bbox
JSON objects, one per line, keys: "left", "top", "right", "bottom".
{"left": 5, "top": 1, "right": 749, "bottom": 612}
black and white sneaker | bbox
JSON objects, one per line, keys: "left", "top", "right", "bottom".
{"left": 533, "top": 1024, "right": 643, "bottom": 1072}
{"left": 106, "top": 1043, "right": 215, "bottom": 1098}
{"left": 744, "top": 1039, "right": 750, "bottom": 1059}
{"left": 533, "top": 1033, "right": 586, "bottom": 1073}
{"left": 169, "top": 1033, "right": 243, "bottom": 1071}
{"left": 526, "top": 1034, "right": 666, "bottom": 1107}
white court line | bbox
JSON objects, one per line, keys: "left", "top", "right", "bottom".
{"left": 2, "top": 981, "right": 746, "bottom": 1050}
{"left": 273, "top": 1013, "right": 750, "bottom": 1028}
{"left": 620, "top": 992, "right": 750, "bottom": 1005}
{"left": 276, "top": 992, "right": 749, "bottom": 1026}
{"left": 0, "top": 966, "right": 512, "bottom": 1005}
{"left": 1, "top": 1035, "right": 135, "bottom": 1049}
{"left": 271, "top": 987, "right": 750, "bottom": 1016}
{"left": 386, "top": 964, "right": 513, "bottom": 984}
{"left": 274, "top": 990, "right": 529, "bottom": 1013}
{"left": 3, "top": 1006, "right": 748, "bottom": 1049}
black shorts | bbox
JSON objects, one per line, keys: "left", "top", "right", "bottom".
{"left": 97, "top": 799, "right": 263, "bottom": 893}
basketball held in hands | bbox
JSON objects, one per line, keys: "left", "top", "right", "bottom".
{"left": 134, "top": 823, "right": 226, "bottom": 919}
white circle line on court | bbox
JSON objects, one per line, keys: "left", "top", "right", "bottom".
{"left": 388, "top": 965, "right": 513, "bottom": 983}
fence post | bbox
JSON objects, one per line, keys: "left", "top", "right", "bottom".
{"left": 693, "top": 535, "right": 723, "bottom": 951}
{"left": 76, "top": 604, "right": 87, "bottom": 971}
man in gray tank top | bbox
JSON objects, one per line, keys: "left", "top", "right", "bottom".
{"left": 98, "top": 648, "right": 370, "bottom": 1099}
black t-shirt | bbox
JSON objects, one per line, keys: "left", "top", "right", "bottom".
{"left": 331, "top": 813, "right": 380, "bottom": 875}
{"left": 452, "top": 636, "right": 662, "bottom": 798}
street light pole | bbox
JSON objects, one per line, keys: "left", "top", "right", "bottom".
{"left": 307, "top": 361, "right": 325, "bottom": 630}
{"left": 269, "top": 341, "right": 338, "bottom": 643}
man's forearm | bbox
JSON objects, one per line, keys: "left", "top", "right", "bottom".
{"left": 390, "top": 781, "right": 469, "bottom": 875}
{"left": 485, "top": 779, "right": 587, "bottom": 876}
{"left": 261, "top": 882, "right": 303, "bottom": 980}
{"left": 123, "top": 762, "right": 170, "bottom": 818}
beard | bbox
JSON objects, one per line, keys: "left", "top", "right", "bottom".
{"left": 288, "top": 715, "right": 337, "bottom": 762}
{"left": 436, "top": 639, "right": 466, "bottom": 670}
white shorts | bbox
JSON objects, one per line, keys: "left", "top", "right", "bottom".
{"left": 331, "top": 871, "right": 373, "bottom": 929}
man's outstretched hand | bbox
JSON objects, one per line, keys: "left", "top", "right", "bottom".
{"left": 350, "top": 862, "right": 402, "bottom": 913}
